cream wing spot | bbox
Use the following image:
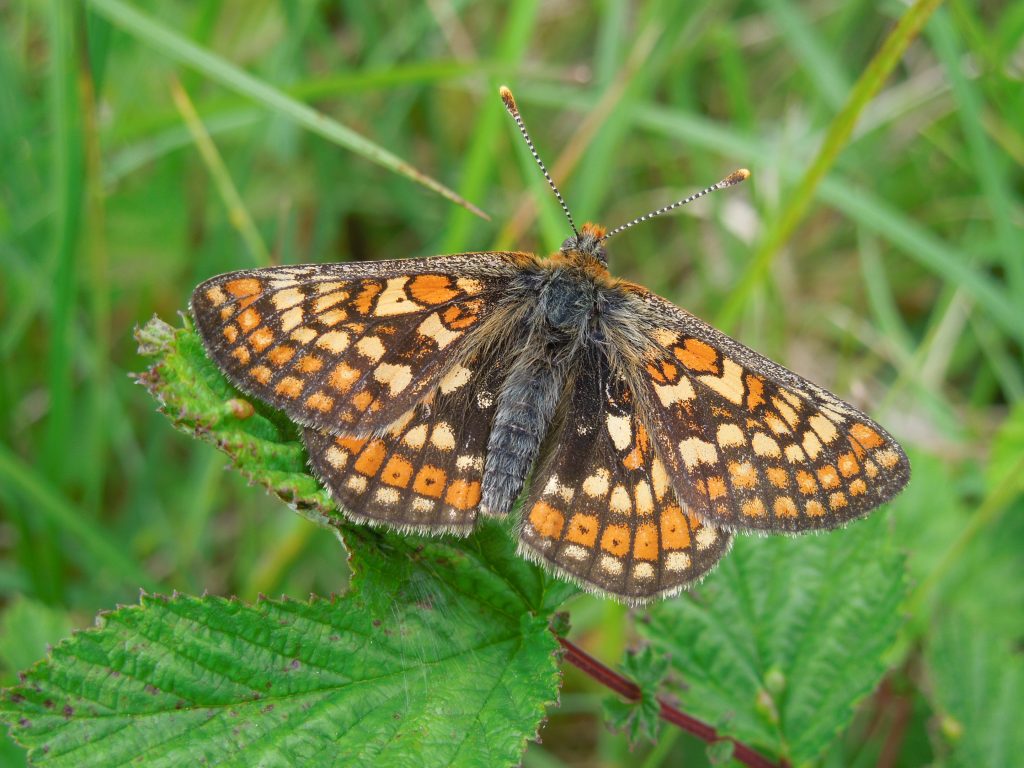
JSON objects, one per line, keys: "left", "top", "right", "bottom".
{"left": 290, "top": 327, "right": 316, "bottom": 344}
{"left": 375, "top": 487, "right": 401, "bottom": 505}
{"left": 456, "top": 277, "right": 483, "bottom": 293}
{"left": 609, "top": 485, "right": 632, "bottom": 514}
{"left": 316, "top": 330, "right": 350, "bottom": 354}
{"left": 802, "top": 430, "right": 823, "bottom": 459}
{"left": 280, "top": 307, "right": 304, "bottom": 333}
{"left": 418, "top": 312, "right": 461, "bottom": 349}
{"left": 272, "top": 287, "right": 304, "bottom": 311}
{"left": 314, "top": 281, "right": 345, "bottom": 294}
{"left": 651, "top": 457, "right": 670, "bottom": 500}
{"left": 716, "top": 423, "right": 745, "bottom": 448}
{"left": 325, "top": 445, "right": 348, "bottom": 470}
{"left": 439, "top": 365, "right": 472, "bottom": 394}
{"left": 373, "top": 363, "right": 414, "bottom": 396}
{"left": 773, "top": 397, "right": 800, "bottom": 427}
{"left": 666, "top": 551, "right": 691, "bottom": 572}
{"left": 312, "top": 291, "right": 346, "bottom": 313}
{"left": 695, "top": 526, "right": 717, "bottom": 550}
{"left": 564, "top": 545, "right": 589, "bottom": 562}
{"left": 403, "top": 424, "right": 428, "bottom": 449}
{"left": 430, "top": 423, "right": 456, "bottom": 451}
{"left": 606, "top": 414, "right": 632, "bottom": 451}
{"left": 355, "top": 336, "right": 385, "bottom": 362}
{"left": 678, "top": 438, "right": 719, "bottom": 469}
{"left": 543, "top": 475, "right": 575, "bottom": 503}
{"left": 785, "top": 444, "right": 806, "bottom": 464}
{"left": 456, "top": 454, "right": 484, "bottom": 472}
{"left": 809, "top": 413, "right": 840, "bottom": 444}
{"left": 876, "top": 448, "right": 900, "bottom": 469}
{"left": 652, "top": 328, "right": 679, "bottom": 346}
{"left": 633, "top": 562, "right": 655, "bottom": 581}
{"left": 654, "top": 378, "right": 696, "bottom": 406}
{"left": 697, "top": 358, "right": 745, "bottom": 404}
{"left": 752, "top": 432, "right": 782, "bottom": 458}
{"left": 582, "top": 469, "right": 610, "bottom": 498}
{"left": 319, "top": 308, "right": 347, "bottom": 326}
{"left": 599, "top": 555, "right": 623, "bottom": 576}
{"left": 374, "top": 277, "right": 424, "bottom": 316}
{"left": 346, "top": 475, "right": 368, "bottom": 494}
{"left": 634, "top": 480, "right": 654, "bottom": 515}
{"left": 412, "top": 497, "right": 435, "bottom": 513}
{"left": 205, "top": 286, "right": 227, "bottom": 306}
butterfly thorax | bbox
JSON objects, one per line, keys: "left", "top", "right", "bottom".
{"left": 481, "top": 239, "right": 627, "bottom": 517}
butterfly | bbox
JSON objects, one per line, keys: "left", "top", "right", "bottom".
{"left": 191, "top": 87, "right": 909, "bottom": 604}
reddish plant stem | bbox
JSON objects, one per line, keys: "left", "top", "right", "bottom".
{"left": 557, "top": 636, "right": 783, "bottom": 768}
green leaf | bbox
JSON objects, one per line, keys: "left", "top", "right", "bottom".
{"left": 0, "top": 317, "right": 578, "bottom": 766}
{"left": 0, "top": 526, "right": 563, "bottom": 767}
{"left": 133, "top": 316, "right": 336, "bottom": 526}
{"left": 639, "top": 513, "right": 905, "bottom": 765}
{"left": 602, "top": 646, "right": 667, "bottom": 746}
{"left": 926, "top": 612, "right": 1024, "bottom": 767}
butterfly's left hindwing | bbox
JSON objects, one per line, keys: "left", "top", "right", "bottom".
{"left": 190, "top": 253, "right": 529, "bottom": 437}
{"left": 630, "top": 290, "right": 910, "bottom": 533}
{"left": 519, "top": 345, "right": 731, "bottom": 603}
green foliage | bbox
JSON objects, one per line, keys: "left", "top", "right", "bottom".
{"left": 927, "top": 615, "right": 1024, "bottom": 767}
{"left": 989, "top": 401, "right": 1024, "bottom": 494}
{"left": 641, "top": 514, "right": 906, "bottom": 765}
{"left": 134, "top": 317, "right": 335, "bottom": 525}
{"left": 2, "top": 0, "right": 1019, "bottom": 765}
{"left": 602, "top": 646, "right": 668, "bottom": 746}
{"left": 0, "top": 598, "right": 73, "bottom": 676}
{"left": 1, "top": 543, "right": 563, "bottom": 767}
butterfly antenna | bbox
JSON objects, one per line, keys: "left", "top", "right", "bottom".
{"left": 602, "top": 168, "right": 750, "bottom": 241}
{"left": 500, "top": 85, "right": 579, "bottom": 238}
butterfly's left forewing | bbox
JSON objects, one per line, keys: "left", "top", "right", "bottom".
{"left": 630, "top": 290, "right": 910, "bottom": 533}
{"left": 519, "top": 345, "right": 731, "bottom": 603}
{"left": 190, "top": 253, "right": 529, "bottom": 437}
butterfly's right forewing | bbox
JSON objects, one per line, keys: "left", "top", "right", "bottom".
{"left": 191, "top": 253, "right": 529, "bottom": 437}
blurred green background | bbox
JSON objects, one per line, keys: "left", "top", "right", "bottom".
{"left": 2, "top": 1, "right": 1022, "bottom": 765}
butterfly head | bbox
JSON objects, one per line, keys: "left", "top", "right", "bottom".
{"left": 560, "top": 222, "right": 608, "bottom": 265}
{"left": 500, "top": 85, "right": 750, "bottom": 270}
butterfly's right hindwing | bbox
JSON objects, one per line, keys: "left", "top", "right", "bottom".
{"left": 303, "top": 336, "right": 519, "bottom": 533}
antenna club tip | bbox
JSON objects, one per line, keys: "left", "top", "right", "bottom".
{"left": 724, "top": 168, "right": 751, "bottom": 185}
{"left": 499, "top": 86, "right": 517, "bottom": 113}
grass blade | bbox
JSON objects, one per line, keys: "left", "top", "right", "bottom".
{"left": 716, "top": 0, "right": 944, "bottom": 330}
{"left": 86, "top": 0, "right": 489, "bottom": 220}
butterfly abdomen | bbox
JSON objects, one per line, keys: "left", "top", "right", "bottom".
{"left": 481, "top": 333, "right": 569, "bottom": 518}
